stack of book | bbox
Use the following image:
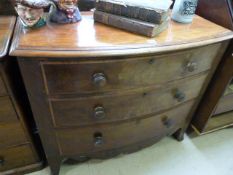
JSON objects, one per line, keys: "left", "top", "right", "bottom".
{"left": 94, "top": 0, "right": 172, "bottom": 37}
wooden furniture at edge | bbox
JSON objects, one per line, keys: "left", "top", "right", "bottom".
{"left": 191, "top": 0, "right": 233, "bottom": 134}
{"left": 9, "top": 12, "right": 233, "bottom": 175}
{"left": 0, "top": 16, "right": 43, "bottom": 174}
{"left": 0, "top": 0, "right": 16, "bottom": 15}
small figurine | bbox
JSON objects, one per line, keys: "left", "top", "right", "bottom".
{"left": 14, "top": 0, "right": 50, "bottom": 28}
{"left": 50, "top": 0, "right": 82, "bottom": 24}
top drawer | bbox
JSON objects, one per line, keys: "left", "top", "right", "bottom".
{"left": 0, "top": 75, "right": 7, "bottom": 96}
{"left": 42, "top": 44, "right": 221, "bottom": 95}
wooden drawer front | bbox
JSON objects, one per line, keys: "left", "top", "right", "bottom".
{"left": 56, "top": 101, "right": 194, "bottom": 156}
{"left": 43, "top": 44, "right": 220, "bottom": 95}
{"left": 214, "top": 93, "right": 233, "bottom": 115}
{"left": 0, "top": 96, "right": 18, "bottom": 123}
{"left": 0, "top": 145, "right": 38, "bottom": 172}
{"left": 51, "top": 74, "right": 207, "bottom": 127}
{"left": 0, "top": 123, "right": 28, "bottom": 149}
{"left": 0, "top": 76, "right": 7, "bottom": 96}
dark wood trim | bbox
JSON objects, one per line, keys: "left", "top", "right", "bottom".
{"left": 17, "top": 59, "right": 62, "bottom": 175}
{"left": 192, "top": 40, "right": 233, "bottom": 132}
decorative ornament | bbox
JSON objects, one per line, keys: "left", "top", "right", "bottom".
{"left": 14, "top": 0, "right": 50, "bottom": 28}
{"left": 49, "top": 0, "right": 82, "bottom": 24}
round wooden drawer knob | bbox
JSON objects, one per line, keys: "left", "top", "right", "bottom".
{"left": 174, "top": 89, "right": 186, "bottom": 102}
{"left": 94, "top": 106, "right": 106, "bottom": 119}
{"left": 94, "top": 132, "right": 104, "bottom": 146}
{"left": 93, "top": 73, "right": 107, "bottom": 87}
{"left": 0, "top": 157, "right": 4, "bottom": 167}
{"left": 162, "top": 116, "right": 174, "bottom": 128}
{"left": 185, "top": 61, "right": 197, "bottom": 72}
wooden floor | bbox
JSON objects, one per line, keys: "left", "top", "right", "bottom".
{"left": 27, "top": 128, "right": 233, "bottom": 175}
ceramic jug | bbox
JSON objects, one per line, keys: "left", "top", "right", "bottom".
{"left": 171, "top": 0, "right": 198, "bottom": 23}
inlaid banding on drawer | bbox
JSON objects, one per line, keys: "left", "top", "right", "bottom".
{"left": 50, "top": 74, "right": 208, "bottom": 127}
{"left": 0, "top": 122, "right": 28, "bottom": 149}
{"left": 42, "top": 44, "right": 220, "bottom": 95}
{"left": 0, "top": 96, "right": 18, "bottom": 123}
{"left": 56, "top": 101, "right": 194, "bottom": 156}
{"left": 0, "top": 75, "right": 7, "bottom": 96}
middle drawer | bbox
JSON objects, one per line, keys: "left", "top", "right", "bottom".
{"left": 50, "top": 73, "right": 207, "bottom": 127}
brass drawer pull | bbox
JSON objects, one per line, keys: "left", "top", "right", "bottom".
{"left": 0, "top": 156, "right": 4, "bottom": 167}
{"left": 162, "top": 116, "right": 174, "bottom": 128}
{"left": 94, "top": 132, "right": 104, "bottom": 146}
{"left": 185, "top": 61, "right": 197, "bottom": 72}
{"left": 94, "top": 106, "right": 106, "bottom": 119}
{"left": 174, "top": 89, "right": 186, "bottom": 102}
{"left": 93, "top": 73, "right": 107, "bottom": 87}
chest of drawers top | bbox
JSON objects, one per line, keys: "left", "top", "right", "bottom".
{"left": 0, "top": 16, "right": 15, "bottom": 59}
{"left": 9, "top": 12, "right": 233, "bottom": 58}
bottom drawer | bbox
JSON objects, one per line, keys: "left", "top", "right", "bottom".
{"left": 56, "top": 100, "right": 194, "bottom": 156}
{"left": 0, "top": 144, "right": 38, "bottom": 172}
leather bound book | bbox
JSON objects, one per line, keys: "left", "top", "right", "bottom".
{"left": 95, "top": 0, "right": 172, "bottom": 24}
{"left": 94, "top": 10, "right": 169, "bottom": 37}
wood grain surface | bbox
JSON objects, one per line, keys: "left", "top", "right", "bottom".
{"left": 0, "top": 16, "right": 43, "bottom": 174}
{"left": 56, "top": 101, "right": 194, "bottom": 156}
{"left": 13, "top": 10, "right": 233, "bottom": 175}
{"left": 50, "top": 74, "right": 207, "bottom": 127}
{"left": 0, "top": 123, "right": 28, "bottom": 149}
{"left": 10, "top": 12, "right": 233, "bottom": 57}
{"left": 42, "top": 44, "right": 222, "bottom": 95}
{"left": 0, "top": 144, "right": 39, "bottom": 172}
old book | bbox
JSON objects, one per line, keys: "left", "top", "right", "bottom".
{"left": 94, "top": 10, "right": 169, "bottom": 37}
{"left": 95, "top": 0, "right": 172, "bottom": 24}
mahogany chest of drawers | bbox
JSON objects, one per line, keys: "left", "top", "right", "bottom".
{"left": 0, "top": 16, "right": 42, "bottom": 174}
{"left": 10, "top": 12, "right": 233, "bottom": 175}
